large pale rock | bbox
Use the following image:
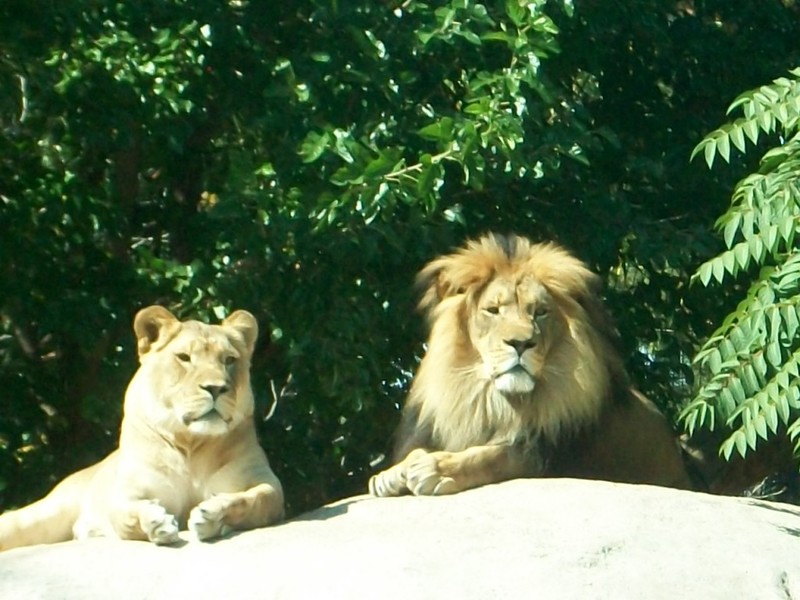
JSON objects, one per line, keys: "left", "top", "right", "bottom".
{"left": 1, "top": 479, "right": 799, "bottom": 600}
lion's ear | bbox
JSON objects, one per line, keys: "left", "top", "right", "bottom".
{"left": 133, "top": 305, "right": 181, "bottom": 357}
{"left": 416, "top": 254, "right": 493, "bottom": 317}
{"left": 223, "top": 310, "right": 259, "bottom": 356}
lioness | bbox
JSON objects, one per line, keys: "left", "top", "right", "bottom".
{"left": 370, "top": 233, "right": 694, "bottom": 496}
{"left": 0, "top": 306, "right": 284, "bottom": 551}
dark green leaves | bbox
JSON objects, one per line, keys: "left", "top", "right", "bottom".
{"left": 299, "top": 131, "right": 331, "bottom": 164}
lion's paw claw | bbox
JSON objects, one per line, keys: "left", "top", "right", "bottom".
{"left": 369, "top": 464, "right": 408, "bottom": 497}
{"left": 405, "top": 451, "right": 460, "bottom": 496}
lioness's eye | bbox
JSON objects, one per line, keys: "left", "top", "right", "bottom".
{"left": 175, "top": 352, "right": 191, "bottom": 363}
{"left": 224, "top": 355, "right": 236, "bottom": 366}
{"left": 484, "top": 306, "right": 500, "bottom": 315}
{"left": 533, "top": 307, "right": 549, "bottom": 319}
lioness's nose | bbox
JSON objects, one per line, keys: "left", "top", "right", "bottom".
{"left": 505, "top": 338, "right": 536, "bottom": 356}
{"left": 201, "top": 383, "right": 229, "bottom": 399}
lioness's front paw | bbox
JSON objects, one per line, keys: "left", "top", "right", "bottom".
{"left": 405, "top": 450, "right": 459, "bottom": 496}
{"left": 189, "top": 496, "right": 242, "bottom": 541}
{"left": 140, "top": 502, "right": 180, "bottom": 545}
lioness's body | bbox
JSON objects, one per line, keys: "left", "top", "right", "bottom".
{"left": 0, "top": 306, "right": 284, "bottom": 551}
{"left": 370, "top": 234, "right": 694, "bottom": 497}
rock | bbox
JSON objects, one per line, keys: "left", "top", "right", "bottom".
{"left": 1, "top": 479, "right": 799, "bottom": 600}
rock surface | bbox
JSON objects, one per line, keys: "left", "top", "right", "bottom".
{"left": 1, "top": 479, "right": 799, "bottom": 600}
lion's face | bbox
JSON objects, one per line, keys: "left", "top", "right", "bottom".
{"left": 127, "top": 306, "right": 258, "bottom": 438}
{"left": 468, "top": 274, "right": 563, "bottom": 395}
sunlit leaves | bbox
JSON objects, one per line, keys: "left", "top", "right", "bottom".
{"left": 690, "top": 68, "right": 800, "bottom": 168}
{"left": 49, "top": 19, "right": 209, "bottom": 117}
{"left": 301, "top": 0, "right": 575, "bottom": 231}
{"left": 299, "top": 131, "right": 331, "bottom": 164}
{"left": 683, "top": 67, "right": 800, "bottom": 463}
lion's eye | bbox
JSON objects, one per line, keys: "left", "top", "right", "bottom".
{"left": 175, "top": 352, "right": 191, "bottom": 363}
{"left": 484, "top": 306, "right": 500, "bottom": 316}
{"left": 533, "top": 307, "right": 549, "bottom": 319}
{"left": 224, "top": 355, "right": 237, "bottom": 366}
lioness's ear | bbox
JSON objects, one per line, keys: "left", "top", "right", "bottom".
{"left": 223, "top": 310, "right": 259, "bottom": 355}
{"left": 133, "top": 305, "right": 181, "bottom": 357}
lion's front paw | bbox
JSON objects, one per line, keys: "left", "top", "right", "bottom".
{"left": 369, "top": 462, "right": 409, "bottom": 497}
{"left": 405, "top": 449, "right": 460, "bottom": 496}
{"left": 139, "top": 502, "right": 180, "bottom": 546}
{"left": 189, "top": 495, "right": 244, "bottom": 541}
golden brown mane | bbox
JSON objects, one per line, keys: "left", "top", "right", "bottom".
{"left": 370, "top": 233, "right": 693, "bottom": 497}
{"left": 414, "top": 235, "right": 626, "bottom": 448}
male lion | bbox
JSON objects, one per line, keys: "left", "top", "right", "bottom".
{"left": 0, "top": 306, "right": 284, "bottom": 551}
{"left": 370, "top": 233, "right": 694, "bottom": 497}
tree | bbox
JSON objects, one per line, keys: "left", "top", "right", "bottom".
{"left": 3, "top": 0, "right": 800, "bottom": 517}
{"left": 681, "top": 68, "right": 800, "bottom": 464}
{"left": 0, "top": 0, "right": 583, "bottom": 514}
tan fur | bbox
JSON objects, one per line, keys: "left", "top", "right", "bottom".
{"left": 0, "top": 306, "right": 284, "bottom": 551}
{"left": 370, "top": 234, "right": 694, "bottom": 496}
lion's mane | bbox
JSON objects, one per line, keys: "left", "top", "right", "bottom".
{"left": 370, "top": 233, "right": 693, "bottom": 496}
{"left": 410, "top": 235, "right": 622, "bottom": 452}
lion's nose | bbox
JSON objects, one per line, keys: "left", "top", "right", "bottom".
{"left": 201, "top": 383, "right": 229, "bottom": 399}
{"left": 505, "top": 338, "right": 536, "bottom": 356}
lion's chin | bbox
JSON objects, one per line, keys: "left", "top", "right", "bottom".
{"left": 493, "top": 368, "right": 536, "bottom": 394}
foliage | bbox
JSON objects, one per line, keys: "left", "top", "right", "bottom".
{"left": 682, "top": 68, "right": 800, "bottom": 461}
{"left": 2, "top": 0, "right": 800, "bottom": 516}
{"left": 0, "top": 0, "right": 582, "bottom": 514}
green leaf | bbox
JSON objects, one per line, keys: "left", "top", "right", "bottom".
{"left": 711, "top": 257, "right": 725, "bottom": 284}
{"left": 717, "top": 133, "right": 731, "bottom": 163}
{"left": 742, "top": 364, "right": 759, "bottom": 394}
{"left": 777, "top": 395, "right": 791, "bottom": 423}
{"left": 418, "top": 117, "right": 454, "bottom": 142}
{"left": 730, "top": 376, "right": 746, "bottom": 404}
{"left": 733, "top": 242, "right": 751, "bottom": 271}
{"left": 707, "top": 348, "right": 722, "bottom": 374}
{"left": 299, "top": 131, "right": 331, "bottom": 163}
{"left": 755, "top": 412, "right": 770, "bottom": 440}
{"left": 704, "top": 139, "right": 716, "bottom": 169}
{"left": 417, "top": 162, "right": 440, "bottom": 197}
{"left": 722, "top": 213, "right": 740, "bottom": 248}
{"left": 730, "top": 123, "right": 746, "bottom": 152}
{"left": 783, "top": 304, "right": 799, "bottom": 339}
{"left": 735, "top": 429, "right": 749, "bottom": 457}
{"left": 766, "top": 341, "right": 782, "bottom": 367}
{"left": 743, "top": 119, "right": 760, "bottom": 144}
{"left": 460, "top": 30, "right": 482, "bottom": 45}
{"left": 505, "top": 0, "right": 526, "bottom": 26}
{"left": 746, "top": 418, "right": 760, "bottom": 447}
{"left": 721, "top": 250, "right": 736, "bottom": 276}
{"left": 766, "top": 402, "right": 779, "bottom": 433}
{"left": 363, "top": 154, "right": 398, "bottom": 178}
{"left": 696, "top": 261, "right": 713, "bottom": 286}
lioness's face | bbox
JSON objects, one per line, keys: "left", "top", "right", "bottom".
{"left": 142, "top": 321, "right": 251, "bottom": 437}
{"left": 468, "top": 274, "right": 561, "bottom": 394}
